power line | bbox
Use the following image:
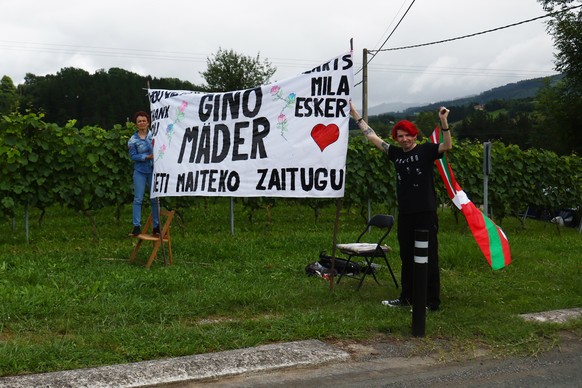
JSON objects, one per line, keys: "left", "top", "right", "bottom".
{"left": 352, "top": 4, "right": 582, "bottom": 87}
{"left": 353, "top": 64, "right": 556, "bottom": 88}
{"left": 371, "top": 0, "right": 413, "bottom": 52}
{"left": 0, "top": 40, "right": 209, "bottom": 63}
{"left": 0, "top": 40, "right": 341, "bottom": 82}
{"left": 2, "top": 4, "right": 577, "bottom": 85}
{"left": 366, "top": 63, "right": 555, "bottom": 77}
{"left": 356, "top": 0, "right": 416, "bottom": 76}
{"left": 369, "top": 4, "right": 582, "bottom": 54}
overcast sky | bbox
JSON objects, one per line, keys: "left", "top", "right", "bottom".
{"left": 1, "top": 0, "right": 558, "bottom": 109}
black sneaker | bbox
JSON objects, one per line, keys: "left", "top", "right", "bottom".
{"left": 152, "top": 226, "right": 160, "bottom": 236}
{"left": 381, "top": 298, "right": 411, "bottom": 308}
{"left": 131, "top": 226, "right": 140, "bottom": 236}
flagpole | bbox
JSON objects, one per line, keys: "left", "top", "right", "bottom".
{"left": 329, "top": 40, "right": 353, "bottom": 290}
{"left": 329, "top": 198, "right": 342, "bottom": 291}
{"left": 147, "top": 81, "right": 167, "bottom": 266}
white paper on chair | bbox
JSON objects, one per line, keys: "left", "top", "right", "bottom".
{"left": 336, "top": 243, "right": 390, "bottom": 255}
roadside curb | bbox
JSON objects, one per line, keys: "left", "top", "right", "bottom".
{"left": 519, "top": 308, "right": 582, "bottom": 324}
{"left": 0, "top": 340, "right": 349, "bottom": 388}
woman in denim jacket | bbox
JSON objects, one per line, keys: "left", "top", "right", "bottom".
{"left": 128, "top": 111, "right": 159, "bottom": 236}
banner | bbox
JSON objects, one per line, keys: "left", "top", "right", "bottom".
{"left": 148, "top": 52, "right": 353, "bottom": 198}
{"left": 429, "top": 127, "right": 512, "bottom": 270}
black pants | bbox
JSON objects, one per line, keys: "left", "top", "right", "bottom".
{"left": 397, "top": 211, "right": 441, "bottom": 309}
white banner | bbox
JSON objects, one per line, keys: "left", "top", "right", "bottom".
{"left": 149, "top": 51, "right": 353, "bottom": 198}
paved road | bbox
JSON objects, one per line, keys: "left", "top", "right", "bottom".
{"left": 173, "top": 331, "right": 582, "bottom": 387}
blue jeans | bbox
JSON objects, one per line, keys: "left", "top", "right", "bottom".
{"left": 132, "top": 170, "right": 159, "bottom": 229}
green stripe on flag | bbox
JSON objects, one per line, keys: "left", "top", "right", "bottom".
{"left": 482, "top": 214, "right": 506, "bottom": 270}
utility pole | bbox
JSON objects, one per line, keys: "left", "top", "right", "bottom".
{"left": 362, "top": 48, "right": 372, "bottom": 222}
{"left": 362, "top": 48, "right": 368, "bottom": 122}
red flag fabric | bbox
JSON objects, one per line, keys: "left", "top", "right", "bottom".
{"left": 430, "top": 127, "right": 511, "bottom": 270}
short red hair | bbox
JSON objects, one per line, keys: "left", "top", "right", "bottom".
{"left": 392, "top": 120, "right": 419, "bottom": 140}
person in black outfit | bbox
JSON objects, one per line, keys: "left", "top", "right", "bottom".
{"left": 349, "top": 102, "right": 452, "bottom": 311}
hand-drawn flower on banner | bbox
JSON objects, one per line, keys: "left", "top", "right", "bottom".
{"left": 156, "top": 144, "right": 167, "bottom": 161}
{"left": 270, "top": 85, "right": 296, "bottom": 140}
{"left": 165, "top": 123, "right": 174, "bottom": 135}
{"left": 276, "top": 113, "right": 288, "bottom": 137}
{"left": 156, "top": 100, "right": 188, "bottom": 162}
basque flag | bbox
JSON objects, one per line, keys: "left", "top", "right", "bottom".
{"left": 430, "top": 127, "right": 511, "bottom": 270}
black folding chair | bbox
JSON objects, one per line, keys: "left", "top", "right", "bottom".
{"left": 336, "top": 214, "right": 399, "bottom": 290}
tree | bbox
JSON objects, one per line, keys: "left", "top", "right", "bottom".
{"left": 533, "top": 80, "right": 582, "bottom": 154}
{"left": 539, "top": 1, "right": 582, "bottom": 88}
{"left": 414, "top": 110, "right": 439, "bottom": 138}
{"left": 457, "top": 109, "right": 493, "bottom": 142}
{"left": 55, "top": 67, "right": 92, "bottom": 125}
{"left": 532, "top": 1, "right": 582, "bottom": 154}
{"left": 0, "top": 75, "right": 19, "bottom": 115}
{"left": 200, "top": 48, "right": 276, "bottom": 92}
{"left": 17, "top": 67, "right": 204, "bottom": 129}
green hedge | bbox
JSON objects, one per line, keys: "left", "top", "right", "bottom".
{"left": 1, "top": 112, "right": 580, "bottom": 227}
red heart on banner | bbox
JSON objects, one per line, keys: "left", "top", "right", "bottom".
{"left": 311, "top": 123, "right": 339, "bottom": 152}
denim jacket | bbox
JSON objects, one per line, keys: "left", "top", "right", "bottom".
{"left": 128, "top": 131, "right": 154, "bottom": 174}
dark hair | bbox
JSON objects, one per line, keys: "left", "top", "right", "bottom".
{"left": 133, "top": 111, "right": 150, "bottom": 123}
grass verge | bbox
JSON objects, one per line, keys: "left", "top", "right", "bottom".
{"left": 1, "top": 199, "right": 581, "bottom": 376}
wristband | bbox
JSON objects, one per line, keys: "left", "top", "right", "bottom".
{"left": 442, "top": 127, "right": 450, "bottom": 131}
{"left": 357, "top": 117, "right": 364, "bottom": 123}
